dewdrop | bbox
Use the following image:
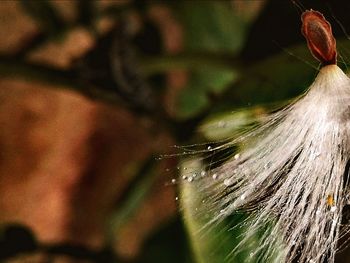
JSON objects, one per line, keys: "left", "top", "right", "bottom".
{"left": 189, "top": 10, "right": 350, "bottom": 263}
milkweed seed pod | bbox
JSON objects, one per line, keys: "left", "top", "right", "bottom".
{"left": 182, "top": 10, "right": 350, "bottom": 263}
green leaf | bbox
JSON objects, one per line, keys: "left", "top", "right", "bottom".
{"left": 176, "top": 68, "right": 238, "bottom": 119}
{"left": 180, "top": 159, "right": 280, "bottom": 263}
{"left": 172, "top": 1, "right": 245, "bottom": 119}
{"left": 198, "top": 107, "right": 263, "bottom": 141}
{"left": 175, "top": 2, "right": 246, "bottom": 53}
{"left": 108, "top": 157, "right": 157, "bottom": 241}
{"left": 136, "top": 218, "right": 195, "bottom": 263}
{"left": 177, "top": 87, "right": 208, "bottom": 119}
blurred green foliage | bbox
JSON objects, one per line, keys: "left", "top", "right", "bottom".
{"left": 173, "top": 1, "right": 245, "bottom": 118}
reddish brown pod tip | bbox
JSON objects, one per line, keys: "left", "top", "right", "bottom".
{"left": 301, "top": 10, "right": 337, "bottom": 65}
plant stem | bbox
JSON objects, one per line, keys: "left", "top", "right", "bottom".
{"left": 0, "top": 56, "right": 127, "bottom": 107}
{"left": 140, "top": 53, "right": 240, "bottom": 75}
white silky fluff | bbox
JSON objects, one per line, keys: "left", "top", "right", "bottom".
{"left": 196, "top": 65, "right": 350, "bottom": 263}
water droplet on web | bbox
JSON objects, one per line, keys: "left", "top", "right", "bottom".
{"left": 234, "top": 153, "right": 240, "bottom": 160}
{"left": 183, "top": 167, "right": 187, "bottom": 170}
{"left": 182, "top": 175, "right": 187, "bottom": 180}
{"left": 207, "top": 146, "right": 212, "bottom": 151}
{"left": 187, "top": 176, "right": 193, "bottom": 182}
{"left": 212, "top": 173, "right": 218, "bottom": 180}
{"left": 192, "top": 172, "right": 197, "bottom": 178}
{"left": 171, "top": 178, "right": 176, "bottom": 184}
{"left": 175, "top": 196, "right": 179, "bottom": 201}
{"left": 200, "top": 170, "right": 206, "bottom": 177}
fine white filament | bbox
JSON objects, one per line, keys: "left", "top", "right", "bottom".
{"left": 194, "top": 65, "right": 350, "bottom": 263}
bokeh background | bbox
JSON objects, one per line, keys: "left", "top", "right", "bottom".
{"left": 1, "top": 0, "right": 350, "bottom": 262}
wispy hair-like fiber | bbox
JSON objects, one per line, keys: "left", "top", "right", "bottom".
{"left": 190, "top": 65, "right": 350, "bottom": 263}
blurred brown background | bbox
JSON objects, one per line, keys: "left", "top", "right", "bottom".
{"left": 0, "top": 1, "right": 180, "bottom": 262}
